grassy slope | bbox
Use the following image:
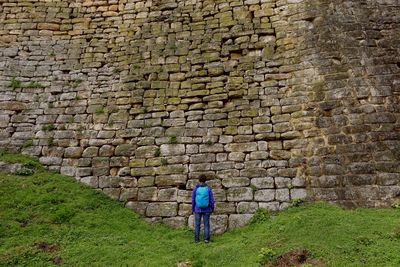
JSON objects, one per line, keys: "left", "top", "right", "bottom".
{"left": 1, "top": 153, "right": 400, "bottom": 267}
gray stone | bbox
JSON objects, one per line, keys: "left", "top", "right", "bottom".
{"left": 227, "top": 187, "right": 253, "bottom": 201}
{"left": 254, "top": 189, "right": 275, "bottom": 202}
{"left": 158, "top": 188, "right": 178, "bottom": 201}
{"left": 222, "top": 177, "right": 250, "bottom": 188}
{"left": 160, "top": 144, "right": 185, "bottom": 156}
{"left": 228, "top": 214, "right": 253, "bottom": 229}
{"left": 82, "top": 147, "right": 99, "bottom": 157}
{"left": 126, "top": 201, "right": 148, "bottom": 216}
{"left": 251, "top": 177, "right": 274, "bottom": 189}
{"left": 138, "top": 187, "right": 158, "bottom": 201}
{"left": 120, "top": 188, "right": 138, "bottom": 202}
{"left": 146, "top": 202, "right": 178, "bottom": 217}
{"left": 290, "top": 189, "right": 307, "bottom": 200}
{"left": 237, "top": 202, "right": 259, "bottom": 214}
{"left": 275, "top": 189, "right": 290, "bottom": 202}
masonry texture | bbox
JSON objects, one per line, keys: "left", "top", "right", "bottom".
{"left": 1, "top": 0, "right": 399, "bottom": 232}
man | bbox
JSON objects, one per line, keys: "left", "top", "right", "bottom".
{"left": 192, "top": 175, "right": 215, "bottom": 243}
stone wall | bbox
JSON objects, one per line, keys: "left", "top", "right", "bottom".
{"left": 1, "top": 0, "right": 399, "bottom": 231}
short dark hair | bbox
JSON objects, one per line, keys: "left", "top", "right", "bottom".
{"left": 199, "top": 175, "right": 207, "bottom": 183}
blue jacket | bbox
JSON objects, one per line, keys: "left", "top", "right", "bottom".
{"left": 192, "top": 184, "right": 215, "bottom": 213}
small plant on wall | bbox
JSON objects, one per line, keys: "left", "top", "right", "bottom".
{"left": 8, "top": 76, "right": 21, "bottom": 89}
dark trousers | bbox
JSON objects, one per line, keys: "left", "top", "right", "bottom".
{"left": 194, "top": 212, "right": 210, "bottom": 242}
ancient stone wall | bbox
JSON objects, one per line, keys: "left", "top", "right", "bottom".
{"left": 1, "top": 0, "right": 399, "bottom": 231}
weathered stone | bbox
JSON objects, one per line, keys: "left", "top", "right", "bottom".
{"left": 138, "top": 187, "right": 158, "bottom": 201}
{"left": 115, "top": 144, "right": 135, "bottom": 156}
{"left": 155, "top": 174, "right": 187, "bottom": 186}
{"left": 222, "top": 177, "right": 250, "bottom": 188}
{"left": 158, "top": 188, "right": 178, "bottom": 201}
{"left": 237, "top": 202, "right": 259, "bottom": 214}
{"left": 214, "top": 202, "right": 236, "bottom": 214}
{"left": 120, "top": 188, "right": 138, "bottom": 202}
{"left": 126, "top": 201, "right": 148, "bottom": 216}
{"left": 227, "top": 187, "right": 253, "bottom": 201}
{"left": 251, "top": 177, "right": 274, "bottom": 189}
{"left": 160, "top": 144, "right": 185, "bottom": 156}
{"left": 64, "top": 147, "right": 83, "bottom": 158}
{"left": 254, "top": 189, "right": 275, "bottom": 202}
{"left": 82, "top": 147, "right": 99, "bottom": 157}
{"left": 228, "top": 214, "right": 253, "bottom": 229}
{"left": 146, "top": 202, "right": 178, "bottom": 217}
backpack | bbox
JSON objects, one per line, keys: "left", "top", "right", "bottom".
{"left": 195, "top": 186, "right": 210, "bottom": 208}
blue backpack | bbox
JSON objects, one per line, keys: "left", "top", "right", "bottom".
{"left": 195, "top": 186, "right": 210, "bottom": 208}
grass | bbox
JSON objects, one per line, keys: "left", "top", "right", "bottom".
{"left": 1, "top": 153, "right": 400, "bottom": 266}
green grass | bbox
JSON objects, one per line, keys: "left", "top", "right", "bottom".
{"left": 1, "top": 153, "right": 400, "bottom": 266}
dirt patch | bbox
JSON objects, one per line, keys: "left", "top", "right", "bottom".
{"left": 51, "top": 256, "right": 62, "bottom": 265}
{"left": 35, "top": 242, "right": 60, "bottom": 253}
{"left": 270, "top": 248, "right": 322, "bottom": 267}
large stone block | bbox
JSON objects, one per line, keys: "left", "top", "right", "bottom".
{"left": 214, "top": 202, "right": 236, "bottom": 214}
{"left": 254, "top": 189, "right": 275, "bottom": 202}
{"left": 251, "top": 177, "right": 274, "bottom": 189}
{"left": 228, "top": 214, "right": 253, "bottom": 230}
{"left": 222, "top": 177, "right": 250, "bottom": 188}
{"left": 237, "top": 202, "right": 259, "bottom": 214}
{"left": 126, "top": 201, "right": 148, "bottom": 216}
{"left": 227, "top": 187, "right": 253, "bottom": 201}
{"left": 146, "top": 202, "right": 178, "bottom": 217}
{"left": 160, "top": 144, "right": 185, "bottom": 156}
{"left": 155, "top": 174, "right": 187, "bottom": 186}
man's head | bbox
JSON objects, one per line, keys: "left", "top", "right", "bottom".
{"left": 199, "top": 175, "right": 207, "bottom": 183}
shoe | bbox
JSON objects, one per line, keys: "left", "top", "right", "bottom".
{"left": 204, "top": 240, "right": 209, "bottom": 243}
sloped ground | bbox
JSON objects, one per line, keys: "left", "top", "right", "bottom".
{"left": 1, "top": 152, "right": 400, "bottom": 266}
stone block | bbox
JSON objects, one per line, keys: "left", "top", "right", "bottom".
{"left": 103, "top": 188, "right": 121, "bottom": 200}
{"left": 222, "top": 177, "right": 250, "bottom": 188}
{"left": 178, "top": 203, "right": 192, "bottom": 216}
{"left": 155, "top": 174, "right": 187, "bottom": 186}
{"left": 214, "top": 202, "right": 236, "bottom": 214}
{"left": 251, "top": 177, "right": 274, "bottom": 189}
{"left": 160, "top": 144, "right": 185, "bottom": 156}
{"left": 131, "top": 167, "right": 156, "bottom": 176}
{"left": 258, "top": 201, "right": 280, "bottom": 211}
{"left": 138, "top": 176, "right": 155, "bottom": 187}
{"left": 126, "top": 201, "right": 148, "bottom": 216}
{"left": 39, "top": 156, "right": 62, "bottom": 165}
{"left": 290, "top": 189, "right": 307, "bottom": 200}
{"left": 254, "top": 189, "right": 275, "bottom": 202}
{"left": 227, "top": 187, "right": 253, "bottom": 201}
{"left": 80, "top": 176, "right": 98, "bottom": 188}
{"left": 135, "top": 146, "right": 159, "bottom": 158}
{"left": 120, "top": 188, "right": 138, "bottom": 202}
{"left": 237, "top": 202, "right": 259, "bottom": 214}
{"left": 228, "top": 214, "right": 253, "bottom": 229}
{"left": 115, "top": 144, "right": 136, "bottom": 156}
{"left": 146, "top": 202, "right": 178, "bottom": 217}
{"left": 275, "top": 177, "right": 291, "bottom": 188}
{"left": 138, "top": 187, "right": 158, "bottom": 201}
{"left": 276, "top": 189, "right": 290, "bottom": 202}
{"left": 158, "top": 188, "right": 178, "bottom": 201}
{"left": 82, "top": 147, "right": 99, "bottom": 157}
{"left": 225, "top": 142, "right": 258, "bottom": 152}
{"left": 156, "top": 164, "right": 188, "bottom": 175}
{"left": 241, "top": 168, "right": 268, "bottom": 178}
